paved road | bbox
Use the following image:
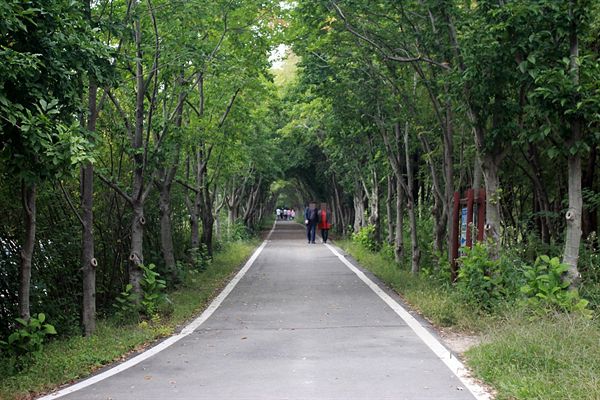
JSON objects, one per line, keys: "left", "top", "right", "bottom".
{"left": 52, "top": 221, "right": 479, "bottom": 400}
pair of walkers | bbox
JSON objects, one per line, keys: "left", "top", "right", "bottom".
{"left": 304, "top": 202, "right": 332, "bottom": 244}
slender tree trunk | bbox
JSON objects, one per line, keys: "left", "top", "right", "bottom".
{"left": 395, "top": 175, "right": 404, "bottom": 263}
{"left": 128, "top": 7, "right": 146, "bottom": 298}
{"left": 443, "top": 99, "right": 454, "bottom": 239}
{"left": 129, "top": 202, "right": 144, "bottom": 295}
{"left": 19, "top": 182, "right": 36, "bottom": 320}
{"left": 386, "top": 175, "right": 394, "bottom": 244}
{"left": 81, "top": 79, "right": 97, "bottom": 336}
{"left": 368, "top": 170, "right": 381, "bottom": 244}
{"left": 563, "top": 9, "right": 582, "bottom": 286}
{"left": 403, "top": 123, "right": 420, "bottom": 273}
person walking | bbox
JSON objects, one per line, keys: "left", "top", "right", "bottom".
{"left": 276, "top": 207, "right": 281, "bottom": 220}
{"left": 304, "top": 202, "right": 319, "bottom": 244}
{"left": 318, "top": 203, "right": 332, "bottom": 243}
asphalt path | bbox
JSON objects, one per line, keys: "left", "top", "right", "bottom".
{"left": 45, "top": 221, "right": 482, "bottom": 400}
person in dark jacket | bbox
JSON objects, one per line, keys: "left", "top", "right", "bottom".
{"left": 318, "top": 203, "right": 332, "bottom": 243}
{"left": 304, "top": 202, "right": 319, "bottom": 244}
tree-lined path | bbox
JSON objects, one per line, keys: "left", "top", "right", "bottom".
{"left": 50, "top": 221, "right": 480, "bottom": 400}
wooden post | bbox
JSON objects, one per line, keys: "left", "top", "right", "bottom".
{"left": 466, "top": 189, "right": 474, "bottom": 248}
{"left": 451, "top": 192, "right": 460, "bottom": 282}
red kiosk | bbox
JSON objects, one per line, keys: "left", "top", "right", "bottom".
{"left": 450, "top": 188, "right": 486, "bottom": 282}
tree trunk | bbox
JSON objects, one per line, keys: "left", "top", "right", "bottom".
{"left": 403, "top": 122, "right": 420, "bottom": 273}
{"left": 353, "top": 182, "right": 365, "bottom": 233}
{"left": 19, "top": 182, "right": 36, "bottom": 320}
{"left": 482, "top": 153, "right": 502, "bottom": 258}
{"left": 395, "top": 175, "right": 404, "bottom": 263}
{"left": 562, "top": 8, "right": 582, "bottom": 286}
{"left": 386, "top": 175, "right": 394, "bottom": 244}
{"left": 201, "top": 210, "right": 214, "bottom": 257}
{"left": 81, "top": 79, "right": 97, "bottom": 336}
{"left": 129, "top": 202, "right": 144, "bottom": 296}
{"left": 368, "top": 171, "right": 381, "bottom": 244}
{"left": 159, "top": 181, "right": 176, "bottom": 278}
{"left": 128, "top": 7, "right": 146, "bottom": 298}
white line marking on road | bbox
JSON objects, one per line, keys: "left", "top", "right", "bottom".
{"left": 38, "top": 221, "right": 276, "bottom": 400}
{"left": 325, "top": 243, "right": 491, "bottom": 400}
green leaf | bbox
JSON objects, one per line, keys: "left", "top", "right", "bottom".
{"left": 43, "top": 324, "right": 57, "bottom": 335}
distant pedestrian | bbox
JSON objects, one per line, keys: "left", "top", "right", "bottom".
{"left": 290, "top": 209, "right": 296, "bottom": 220}
{"left": 304, "top": 202, "right": 319, "bottom": 244}
{"left": 318, "top": 203, "right": 332, "bottom": 243}
{"left": 276, "top": 207, "right": 281, "bottom": 220}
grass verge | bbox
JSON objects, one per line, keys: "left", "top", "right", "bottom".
{"left": 337, "top": 239, "right": 600, "bottom": 400}
{"left": 0, "top": 240, "right": 259, "bottom": 400}
{"left": 467, "top": 313, "right": 600, "bottom": 400}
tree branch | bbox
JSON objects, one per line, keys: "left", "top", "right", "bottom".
{"left": 96, "top": 173, "right": 133, "bottom": 205}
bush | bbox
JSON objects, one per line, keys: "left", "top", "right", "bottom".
{"left": 113, "top": 264, "right": 171, "bottom": 323}
{"left": 456, "top": 243, "right": 524, "bottom": 311}
{"left": 140, "top": 263, "right": 170, "bottom": 318}
{"left": 189, "top": 245, "right": 212, "bottom": 271}
{"left": 225, "top": 222, "right": 252, "bottom": 242}
{"left": 521, "top": 255, "right": 592, "bottom": 317}
{"left": 0, "top": 313, "right": 57, "bottom": 373}
{"left": 352, "top": 225, "right": 381, "bottom": 252}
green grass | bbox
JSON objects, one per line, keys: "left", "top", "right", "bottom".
{"left": 467, "top": 314, "right": 600, "bottom": 400}
{"left": 0, "top": 240, "right": 259, "bottom": 400}
{"left": 337, "top": 239, "right": 600, "bottom": 400}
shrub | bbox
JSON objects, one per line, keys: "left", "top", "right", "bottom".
{"left": 521, "top": 255, "right": 592, "bottom": 318}
{"left": 113, "top": 264, "right": 171, "bottom": 322}
{"left": 0, "top": 313, "right": 57, "bottom": 373}
{"left": 456, "top": 243, "right": 524, "bottom": 311}
{"left": 352, "top": 225, "right": 381, "bottom": 252}
{"left": 189, "top": 245, "right": 212, "bottom": 271}
{"left": 113, "top": 284, "right": 140, "bottom": 323}
{"left": 140, "top": 263, "right": 170, "bottom": 318}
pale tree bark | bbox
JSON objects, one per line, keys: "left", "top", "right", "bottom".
{"left": 19, "top": 182, "right": 36, "bottom": 320}
{"left": 353, "top": 180, "right": 366, "bottom": 233}
{"left": 364, "top": 169, "right": 381, "bottom": 244}
{"left": 386, "top": 175, "right": 394, "bottom": 244}
{"left": 395, "top": 175, "right": 405, "bottom": 263}
{"left": 81, "top": 79, "right": 97, "bottom": 335}
{"left": 563, "top": 7, "right": 582, "bottom": 286}
{"left": 481, "top": 151, "right": 502, "bottom": 258}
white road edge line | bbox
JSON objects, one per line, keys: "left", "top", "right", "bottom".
{"left": 38, "top": 221, "right": 277, "bottom": 400}
{"left": 325, "top": 243, "right": 491, "bottom": 400}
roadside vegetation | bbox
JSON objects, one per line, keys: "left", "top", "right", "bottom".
{"left": 338, "top": 225, "right": 600, "bottom": 400}
{"left": 0, "top": 239, "right": 258, "bottom": 400}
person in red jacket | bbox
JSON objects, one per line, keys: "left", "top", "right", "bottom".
{"left": 318, "top": 203, "right": 332, "bottom": 243}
